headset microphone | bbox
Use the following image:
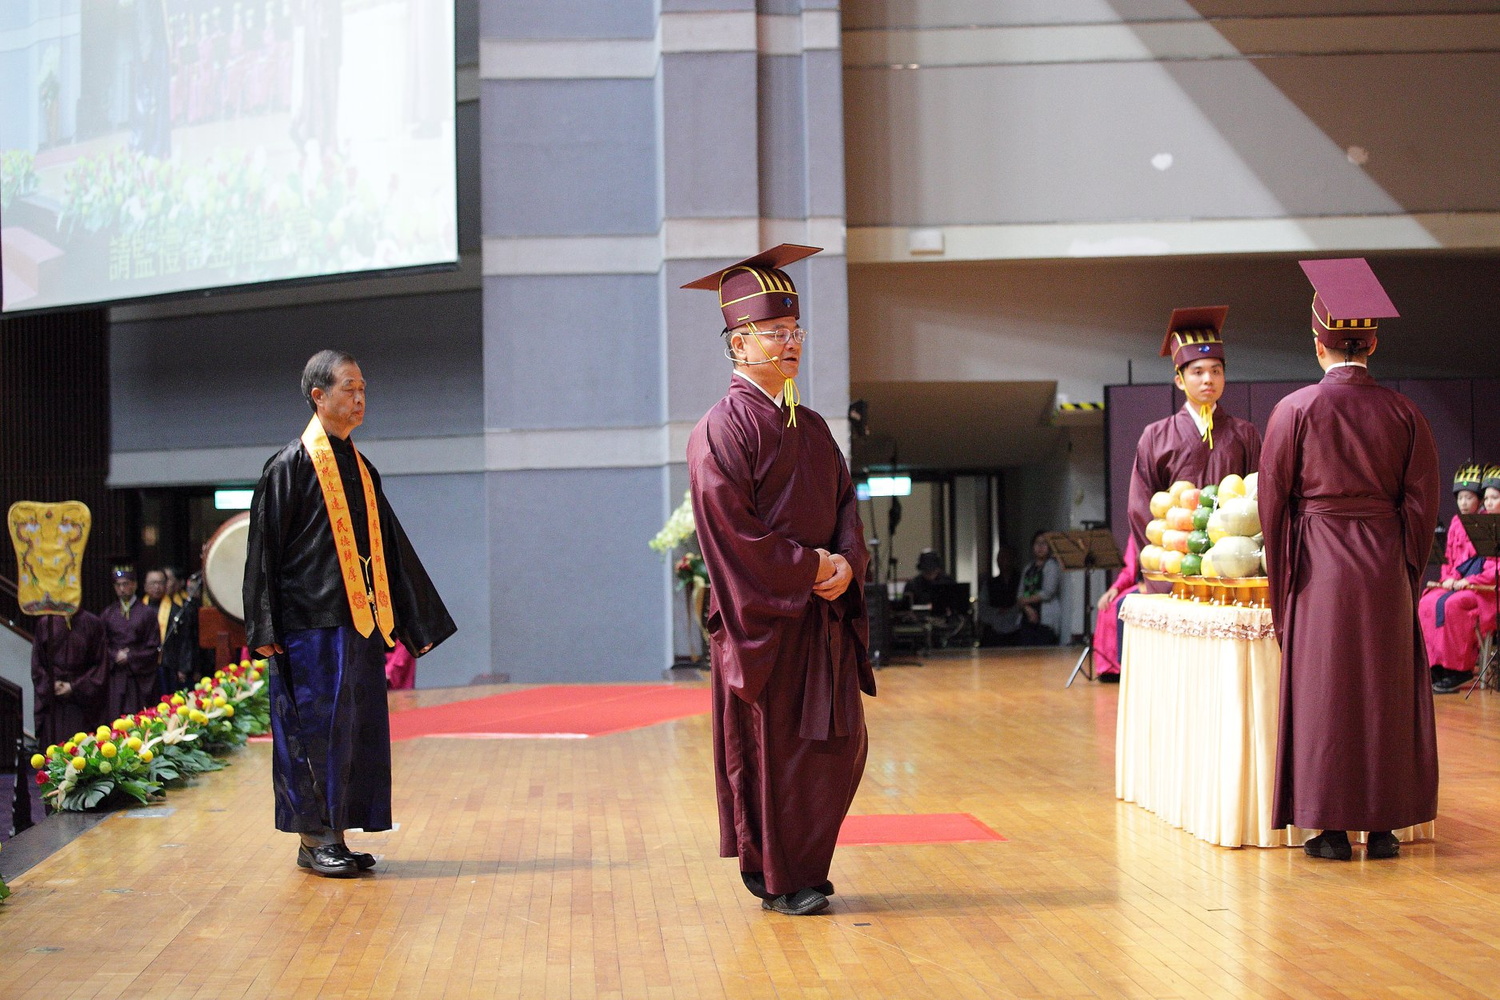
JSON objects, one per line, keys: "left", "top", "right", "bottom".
{"left": 723, "top": 348, "right": 783, "bottom": 365}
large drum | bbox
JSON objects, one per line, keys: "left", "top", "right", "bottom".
{"left": 203, "top": 512, "right": 251, "bottom": 622}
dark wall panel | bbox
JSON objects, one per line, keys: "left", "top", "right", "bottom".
{"left": 1247, "top": 381, "right": 1312, "bottom": 434}
{"left": 1474, "top": 380, "right": 1500, "bottom": 467}
{"left": 1399, "top": 380, "right": 1475, "bottom": 527}
{"left": 1104, "top": 383, "right": 1175, "bottom": 552}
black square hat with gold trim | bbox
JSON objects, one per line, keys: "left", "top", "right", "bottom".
{"left": 1453, "top": 462, "right": 1484, "bottom": 496}
{"left": 1483, "top": 465, "right": 1500, "bottom": 493}
{"left": 1299, "top": 257, "right": 1398, "bottom": 351}
{"left": 682, "top": 244, "right": 821, "bottom": 330}
{"left": 1160, "top": 305, "right": 1229, "bottom": 370}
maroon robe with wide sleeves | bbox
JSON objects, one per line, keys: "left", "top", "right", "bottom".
{"left": 1260, "top": 365, "right": 1440, "bottom": 832}
{"left": 1127, "top": 406, "right": 1262, "bottom": 593}
{"left": 31, "top": 611, "right": 111, "bottom": 747}
{"left": 101, "top": 598, "right": 162, "bottom": 719}
{"left": 688, "top": 376, "right": 874, "bottom": 897}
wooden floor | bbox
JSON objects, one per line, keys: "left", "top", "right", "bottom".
{"left": 5, "top": 650, "right": 1500, "bottom": 1000}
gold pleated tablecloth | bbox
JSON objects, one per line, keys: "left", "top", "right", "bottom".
{"left": 1114, "top": 594, "right": 1434, "bottom": 848}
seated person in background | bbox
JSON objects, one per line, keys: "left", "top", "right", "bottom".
{"left": 977, "top": 544, "right": 1023, "bottom": 645}
{"left": 903, "top": 549, "right": 955, "bottom": 606}
{"left": 1423, "top": 463, "right": 1500, "bottom": 693}
{"left": 1092, "top": 536, "right": 1139, "bottom": 682}
{"left": 1014, "top": 531, "right": 1063, "bottom": 646}
{"left": 1487, "top": 467, "right": 1500, "bottom": 514}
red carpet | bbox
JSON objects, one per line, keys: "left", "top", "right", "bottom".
{"left": 387, "top": 684, "right": 710, "bottom": 741}
{"left": 838, "top": 813, "right": 1006, "bottom": 845}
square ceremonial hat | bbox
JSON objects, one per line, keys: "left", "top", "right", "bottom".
{"left": 1484, "top": 465, "right": 1500, "bottom": 492}
{"left": 1299, "top": 257, "right": 1398, "bottom": 350}
{"left": 682, "top": 244, "right": 822, "bottom": 330}
{"left": 1160, "top": 305, "right": 1229, "bottom": 369}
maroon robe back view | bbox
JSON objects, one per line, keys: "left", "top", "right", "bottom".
{"left": 688, "top": 376, "right": 874, "bottom": 897}
{"left": 1259, "top": 365, "right": 1440, "bottom": 832}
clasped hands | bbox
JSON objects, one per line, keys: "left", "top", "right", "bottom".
{"left": 813, "top": 548, "right": 853, "bottom": 602}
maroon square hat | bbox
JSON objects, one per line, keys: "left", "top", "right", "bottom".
{"left": 1299, "top": 257, "right": 1397, "bottom": 350}
{"left": 1159, "top": 305, "right": 1229, "bottom": 369}
{"left": 682, "top": 244, "right": 821, "bottom": 329}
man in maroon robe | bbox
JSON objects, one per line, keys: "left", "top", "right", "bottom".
{"left": 1261, "top": 258, "right": 1440, "bottom": 861}
{"left": 32, "top": 610, "right": 110, "bottom": 747}
{"left": 100, "top": 565, "right": 161, "bottom": 718}
{"left": 684, "top": 244, "right": 873, "bottom": 917}
{"left": 1115, "top": 307, "right": 1262, "bottom": 662}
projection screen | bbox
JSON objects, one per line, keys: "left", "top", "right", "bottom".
{"left": 0, "top": 1, "right": 456, "bottom": 313}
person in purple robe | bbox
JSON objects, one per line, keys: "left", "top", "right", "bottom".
{"left": 1261, "top": 258, "right": 1440, "bottom": 862}
{"left": 1115, "top": 307, "right": 1262, "bottom": 658}
{"left": 32, "top": 610, "right": 111, "bottom": 748}
{"left": 683, "top": 245, "right": 873, "bottom": 917}
{"left": 100, "top": 566, "right": 162, "bottom": 719}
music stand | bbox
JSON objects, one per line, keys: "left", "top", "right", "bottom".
{"left": 1044, "top": 530, "right": 1125, "bottom": 687}
{"left": 1456, "top": 514, "right": 1500, "bottom": 698}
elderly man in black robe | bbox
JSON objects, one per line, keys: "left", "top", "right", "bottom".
{"left": 684, "top": 245, "right": 873, "bottom": 917}
{"left": 244, "top": 349, "right": 455, "bottom": 878}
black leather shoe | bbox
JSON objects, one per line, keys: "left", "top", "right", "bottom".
{"left": 762, "top": 887, "right": 829, "bottom": 916}
{"left": 1434, "top": 671, "right": 1474, "bottom": 694}
{"left": 337, "top": 844, "right": 377, "bottom": 871}
{"left": 1367, "top": 831, "right": 1400, "bottom": 859}
{"left": 743, "top": 872, "right": 834, "bottom": 899}
{"left": 297, "top": 844, "right": 359, "bottom": 877}
{"left": 1304, "top": 830, "right": 1352, "bottom": 861}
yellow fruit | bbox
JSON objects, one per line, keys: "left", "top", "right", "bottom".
{"left": 140, "top": 750, "right": 154, "bottom": 764}
{"left": 1149, "top": 491, "right": 1173, "bottom": 519}
{"left": 1201, "top": 555, "right": 1219, "bottom": 578}
{"left": 31, "top": 753, "right": 45, "bottom": 769}
{"left": 100, "top": 742, "right": 117, "bottom": 759}
{"left": 1168, "top": 480, "right": 1195, "bottom": 505}
{"left": 1218, "top": 473, "right": 1246, "bottom": 500}
{"left": 1161, "top": 550, "right": 1184, "bottom": 575}
{"left": 1145, "top": 518, "right": 1167, "bottom": 546}
{"left": 70, "top": 757, "right": 86, "bottom": 771}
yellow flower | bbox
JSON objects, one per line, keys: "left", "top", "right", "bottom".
{"left": 100, "top": 742, "right": 117, "bottom": 758}
{"left": 46, "top": 745, "right": 58, "bottom": 758}
{"left": 73, "top": 732, "right": 87, "bottom": 744}
{"left": 189, "top": 710, "right": 208, "bottom": 724}
{"left": 223, "top": 705, "right": 235, "bottom": 718}
{"left": 127, "top": 737, "right": 143, "bottom": 751}
{"left": 170, "top": 694, "right": 185, "bottom": 707}
{"left": 99, "top": 761, "right": 113, "bottom": 775}
{"left": 113, "top": 719, "right": 130, "bottom": 732}
{"left": 140, "top": 750, "right": 154, "bottom": 764}
{"left": 96, "top": 725, "right": 111, "bottom": 741}
{"left": 30, "top": 753, "right": 45, "bottom": 769}
{"left": 213, "top": 696, "right": 227, "bottom": 708}
{"left": 70, "top": 756, "right": 86, "bottom": 771}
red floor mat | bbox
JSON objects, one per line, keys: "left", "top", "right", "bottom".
{"left": 838, "top": 813, "right": 1006, "bottom": 845}
{"left": 387, "top": 684, "right": 710, "bottom": 741}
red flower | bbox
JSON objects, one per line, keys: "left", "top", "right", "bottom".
{"left": 35, "top": 770, "right": 48, "bottom": 786}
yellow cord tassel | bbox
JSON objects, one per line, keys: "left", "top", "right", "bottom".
{"left": 1199, "top": 403, "right": 1214, "bottom": 450}
{"left": 782, "top": 377, "right": 799, "bottom": 427}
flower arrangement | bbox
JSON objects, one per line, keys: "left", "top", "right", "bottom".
{"left": 1, "top": 149, "right": 38, "bottom": 211}
{"left": 31, "top": 658, "right": 270, "bottom": 812}
{"left": 650, "top": 491, "right": 697, "bottom": 554}
{"left": 0, "top": 841, "right": 9, "bottom": 901}
{"left": 675, "top": 552, "right": 708, "bottom": 591}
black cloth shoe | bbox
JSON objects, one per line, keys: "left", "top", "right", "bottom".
{"left": 298, "top": 844, "right": 359, "bottom": 877}
{"left": 743, "top": 871, "right": 834, "bottom": 899}
{"left": 1303, "top": 830, "right": 1352, "bottom": 861}
{"left": 762, "top": 888, "right": 829, "bottom": 916}
{"left": 336, "top": 844, "right": 377, "bottom": 871}
{"left": 1434, "top": 670, "right": 1474, "bottom": 694}
{"left": 1098, "top": 672, "right": 1120, "bottom": 684}
{"left": 1367, "top": 831, "right": 1400, "bottom": 859}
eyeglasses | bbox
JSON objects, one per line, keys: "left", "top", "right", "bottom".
{"left": 738, "top": 327, "right": 808, "bottom": 346}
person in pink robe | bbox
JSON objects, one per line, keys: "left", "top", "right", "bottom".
{"left": 1419, "top": 464, "right": 1497, "bottom": 693}
{"left": 1091, "top": 537, "right": 1139, "bottom": 679}
{"left": 1262, "top": 258, "right": 1440, "bottom": 862}
{"left": 1122, "top": 307, "right": 1262, "bottom": 612}
{"left": 684, "top": 245, "right": 873, "bottom": 918}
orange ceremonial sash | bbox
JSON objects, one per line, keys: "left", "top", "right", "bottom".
{"left": 301, "top": 417, "right": 395, "bottom": 645}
